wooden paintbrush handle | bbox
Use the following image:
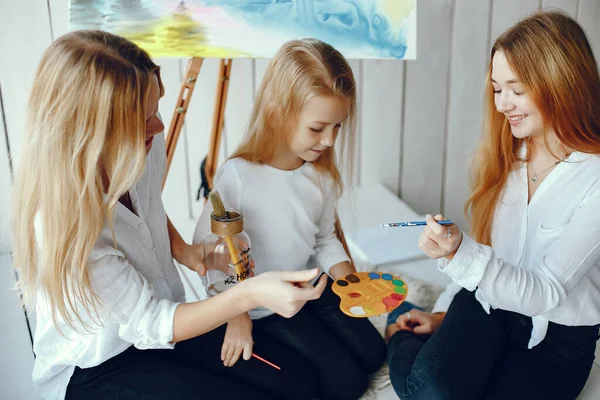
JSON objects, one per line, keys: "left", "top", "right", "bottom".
{"left": 224, "top": 236, "right": 246, "bottom": 281}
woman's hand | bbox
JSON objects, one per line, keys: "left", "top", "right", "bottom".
{"left": 395, "top": 308, "right": 445, "bottom": 335}
{"left": 221, "top": 313, "right": 253, "bottom": 367}
{"left": 241, "top": 268, "right": 327, "bottom": 318}
{"left": 419, "top": 214, "right": 463, "bottom": 260}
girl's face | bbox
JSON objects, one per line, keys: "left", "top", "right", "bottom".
{"left": 144, "top": 74, "right": 164, "bottom": 153}
{"left": 288, "top": 95, "right": 348, "bottom": 165}
{"left": 491, "top": 50, "right": 544, "bottom": 139}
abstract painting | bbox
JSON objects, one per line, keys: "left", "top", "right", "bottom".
{"left": 70, "top": 0, "right": 416, "bottom": 59}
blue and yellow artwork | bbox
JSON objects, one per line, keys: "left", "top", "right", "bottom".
{"left": 70, "top": 0, "right": 417, "bottom": 59}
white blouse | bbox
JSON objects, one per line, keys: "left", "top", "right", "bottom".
{"left": 434, "top": 151, "right": 600, "bottom": 348}
{"left": 32, "top": 133, "right": 185, "bottom": 399}
{"left": 193, "top": 158, "right": 349, "bottom": 319}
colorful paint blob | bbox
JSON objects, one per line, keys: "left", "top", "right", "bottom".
{"left": 350, "top": 306, "right": 366, "bottom": 316}
{"left": 394, "top": 286, "right": 407, "bottom": 294}
{"left": 332, "top": 271, "right": 408, "bottom": 318}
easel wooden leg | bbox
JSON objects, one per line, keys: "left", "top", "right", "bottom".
{"left": 162, "top": 58, "right": 232, "bottom": 193}
{"left": 163, "top": 57, "right": 204, "bottom": 189}
{"left": 204, "top": 59, "right": 233, "bottom": 189}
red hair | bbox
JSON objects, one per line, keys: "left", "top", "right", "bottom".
{"left": 466, "top": 11, "right": 600, "bottom": 245}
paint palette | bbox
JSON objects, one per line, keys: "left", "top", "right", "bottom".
{"left": 332, "top": 272, "right": 408, "bottom": 318}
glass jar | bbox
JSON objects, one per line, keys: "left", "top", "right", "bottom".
{"left": 201, "top": 209, "right": 253, "bottom": 296}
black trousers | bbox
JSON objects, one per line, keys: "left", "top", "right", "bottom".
{"left": 388, "top": 289, "right": 599, "bottom": 400}
{"left": 254, "top": 276, "right": 387, "bottom": 400}
{"left": 67, "top": 276, "right": 386, "bottom": 400}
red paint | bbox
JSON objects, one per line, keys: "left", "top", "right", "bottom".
{"left": 391, "top": 293, "right": 403, "bottom": 300}
{"left": 383, "top": 297, "right": 400, "bottom": 307}
{"left": 349, "top": 292, "right": 361, "bottom": 298}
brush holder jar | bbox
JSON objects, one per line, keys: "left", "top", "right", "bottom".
{"left": 201, "top": 209, "right": 253, "bottom": 297}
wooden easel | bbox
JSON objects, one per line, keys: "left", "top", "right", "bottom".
{"left": 162, "top": 57, "right": 233, "bottom": 191}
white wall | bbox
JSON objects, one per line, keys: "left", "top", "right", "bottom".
{"left": 1, "top": 82, "right": 12, "bottom": 253}
{"left": 1, "top": 0, "right": 599, "bottom": 397}
{"left": 0, "top": 255, "right": 37, "bottom": 400}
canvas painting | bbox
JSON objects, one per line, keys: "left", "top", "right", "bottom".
{"left": 70, "top": 0, "right": 416, "bottom": 59}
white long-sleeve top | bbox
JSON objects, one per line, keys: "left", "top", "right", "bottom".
{"left": 32, "top": 133, "right": 186, "bottom": 399}
{"left": 193, "top": 158, "right": 349, "bottom": 319}
{"left": 432, "top": 150, "right": 600, "bottom": 348}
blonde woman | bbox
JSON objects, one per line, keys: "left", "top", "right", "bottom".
{"left": 193, "top": 39, "right": 386, "bottom": 400}
{"left": 11, "top": 30, "right": 328, "bottom": 400}
{"left": 386, "top": 11, "right": 600, "bottom": 400}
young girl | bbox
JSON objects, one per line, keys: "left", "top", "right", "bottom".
{"left": 193, "top": 39, "right": 386, "bottom": 400}
{"left": 11, "top": 30, "right": 328, "bottom": 400}
{"left": 386, "top": 11, "right": 600, "bottom": 400}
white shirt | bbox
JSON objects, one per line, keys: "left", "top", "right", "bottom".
{"left": 432, "top": 150, "right": 600, "bottom": 348}
{"left": 32, "top": 133, "right": 185, "bottom": 399}
{"left": 193, "top": 158, "right": 349, "bottom": 319}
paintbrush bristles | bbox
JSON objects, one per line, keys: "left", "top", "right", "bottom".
{"left": 209, "top": 191, "right": 227, "bottom": 219}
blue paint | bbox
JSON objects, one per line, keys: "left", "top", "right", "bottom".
{"left": 381, "top": 273, "right": 393, "bottom": 281}
{"left": 71, "top": 0, "right": 411, "bottom": 59}
{"left": 368, "top": 272, "right": 380, "bottom": 280}
{"left": 201, "top": 0, "right": 408, "bottom": 58}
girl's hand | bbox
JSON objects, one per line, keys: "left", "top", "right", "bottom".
{"left": 174, "top": 243, "right": 207, "bottom": 275}
{"left": 419, "top": 214, "right": 463, "bottom": 260}
{"left": 329, "top": 261, "right": 355, "bottom": 280}
{"left": 221, "top": 313, "right": 253, "bottom": 367}
{"left": 395, "top": 308, "right": 445, "bottom": 335}
{"left": 203, "top": 253, "right": 256, "bottom": 278}
{"left": 241, "top": 268, "right": 327, "bottom": 318}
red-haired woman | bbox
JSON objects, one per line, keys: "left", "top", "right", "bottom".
{"left": 386, "top": 11, "right": 600, "bottom": 400}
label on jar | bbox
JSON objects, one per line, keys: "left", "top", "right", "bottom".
{"left": 223, "top": 246, "right": 253, "bottom": 284}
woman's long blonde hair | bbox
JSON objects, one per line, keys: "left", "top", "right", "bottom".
{"left": 230, "top": 38, "right": 357, "bottom": 195}
{"left": 11, "top": 30, "right": 163, "bottom": 331}
{"left": 466, "top": 11, "right": 600, "bottom": 245}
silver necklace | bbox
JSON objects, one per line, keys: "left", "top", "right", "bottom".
{"left": 529, "top": 153, "right": 570, "bottom": 184}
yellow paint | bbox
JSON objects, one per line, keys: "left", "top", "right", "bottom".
{"left": 118, "top": 13, "right": 249, "bottom": 58}
{"left": 381, "top": 0, "right": 415, "bottom": 31}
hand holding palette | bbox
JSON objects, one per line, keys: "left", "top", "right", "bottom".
{"left": 332, "top": 272, "right": 408, "bottom": 318}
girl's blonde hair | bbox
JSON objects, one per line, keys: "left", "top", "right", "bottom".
{"left": 11, "top": 30, "right": 163, "bottom": 331}
{"left": 466, "top": 11, "right": 600, "bottom": 245}
{"left": 230, "top": 38, "right": 357, "bottom": 194}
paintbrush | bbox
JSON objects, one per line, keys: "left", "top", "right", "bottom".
{"left": 209, "top": 191, "right": 246, "bottom": 280}
{"left": 252, "top": 353, "right": 281, "bottom": 370}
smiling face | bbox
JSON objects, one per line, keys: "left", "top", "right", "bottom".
{"left": 491, "top": 50, "right": 545, "bottom": 140}
{"left": 285, "top": 95, "right": 348, "bottom": 166}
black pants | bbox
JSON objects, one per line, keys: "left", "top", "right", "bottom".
{"left": 67, "top": 276, "right": 386, "bottom": 399}
{"left": 67, "top": 323, "right": 317, "bottom": 399}
{"left": 388, "top": 289, "right": 599, "bottom": 400}
{"left": 253, "top": 275, "right": 387, "bottom": 400}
